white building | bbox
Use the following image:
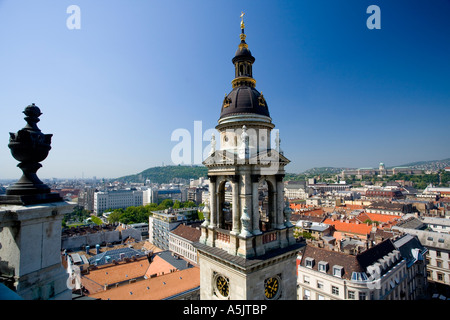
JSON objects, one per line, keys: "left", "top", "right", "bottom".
{"left": 93, "top": 189, "right": 143, "bottom": 214}
{"left": 148, "top": 207, "right": 199, "bottom": 250}
{"left": 142, "top": 187, "right": 155, "bottom": 205}
{"left": 169, "top": 224, "right": 201, "bottom": 265}
{"left": 393, "top": 221, "right": 450, "bottom": 290}
{"left": 284, "top": 185, "right": 309, "bottom": 200}
{"left": 297, "top": 236, "right": 427, "bottom": 300}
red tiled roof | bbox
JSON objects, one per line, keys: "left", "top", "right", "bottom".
{"left": 356, "top": 212, "right": 400, "bottom": 224}
{"left": 89, "top": 267, "right": 200, "bottom": 300}
{"left": 170, "top": 224, "right": 201, "bottom": 242}
{"left": 145, "top": 255, "right": 178, "bottom": 278}
{"left": 81, "top": 258, "right": 150, "bottom": 294}
{"left": 323, "top": 219, "right": 373, "bottom": 235}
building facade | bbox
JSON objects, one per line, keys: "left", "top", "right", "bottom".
{"left": 93, "top": 189, "right": 143, "bottom": 214}
{"left": 392, "top": 224, "right": 450, "bottom": 292}
{"left": 169, "top": 224, "right": 201, "bottom": 265}
{"left": 148, "top": 208, "right": 199, "bottom": 250}
{"left": 297, "top": 236, "right": 427, "bottom": 300}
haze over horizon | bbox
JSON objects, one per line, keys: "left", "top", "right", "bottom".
{"left": 1, "top": 1, "right": 449, "bottom": 180}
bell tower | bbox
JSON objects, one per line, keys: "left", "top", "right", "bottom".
{"left": 196, "top": 13, "right": 303, "bottom": 300}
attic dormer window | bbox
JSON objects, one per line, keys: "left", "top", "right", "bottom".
{"left": 305, "top": 257, "right": 315, "bottom": 268}
{"left": 333, "top": 265, "right": 344, "bottom": 278}
{"left": 351, "top": 272, "right": 368, "bottom": 282}
{"left": 318, "top": 261, "right": 329, "bottom": 273}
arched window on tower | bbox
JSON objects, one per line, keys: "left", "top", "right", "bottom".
{"left": 258, "top": 179, "right": 275, "bottom": 232}
{"left": 217, "top": 180, "right": 233, "bottom": 231}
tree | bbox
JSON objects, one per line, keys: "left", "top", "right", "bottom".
{"left": 107, "top": 210, "right": 123, "bottom": 224}
{"left": 173, "top": 200, "right": 182, "bottom": 209}
{"left": 90, "top": 216, "right": 103, "bottom": 225}
{"left": 158, "top": 199, "right": 174, "bottom": 210}
{"left": 183, "top": 201, "right": 196, "bottom": 208}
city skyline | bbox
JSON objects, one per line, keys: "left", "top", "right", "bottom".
{"left": 0, "top": 0, "right": 449, "bottom": 180}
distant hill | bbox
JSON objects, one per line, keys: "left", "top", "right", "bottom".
{"left": 393, "top": 158, "right": 450, "bottom": 170}
{"left": 293, "top": 158, "right": 450, "bottom": 176}
{"left": 115, "top": 165, "right": 208, "bottom": 184}
{"left": 115, "top": 158, "right": 449, "bottom": 184}
{"left": 300, "top": 167, "right": 348, "bottom": 175}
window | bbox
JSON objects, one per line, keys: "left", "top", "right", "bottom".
{"left": 332, "top": 286, "right": 339, "bottom": 296}
{"left": 359, "top": 292, "right": 367, "bottom": 300}
{"left": 305, "top": 257, "right": 315, "bottom": 268}
{"left": 303, "top": 275, "right": 310, "bottom": 284}
{"left": 351, "top": 272, "right": 368, "bottom": 282}
{"left": 348, "top": 291, "right": 355, "bottom": 299}
{"left": 303, "top": 289, "right": 310, "bottom": 300}
{"left": 318, "top": 261, "right": 328, "bottom": 273}
{"left": 436, "top": 251, "right": 441, "bottom": 258}
{"left": 317, "top": 280, "right": 324, "bottom": 290}
{"left": 333, "top": 266, "right": 344, "bottom": 278}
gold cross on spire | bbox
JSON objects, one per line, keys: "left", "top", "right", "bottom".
{"left": 240, "top": 11, "right": 245, "bottom": 29}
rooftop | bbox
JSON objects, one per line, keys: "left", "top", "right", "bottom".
{"left": 88, "top": 247, "right": 147, "bottom": 266}
{"left": 323, "top": 218, "right": 373, "bottom": 235}
{"left": 170, "top": 223, "right": 201, "bottom": 242}
{"left": 89, "top": 267, "right": 200, "bottom": 300}
{"left": 81, "top": 257, "right": 150, "bottom": 295}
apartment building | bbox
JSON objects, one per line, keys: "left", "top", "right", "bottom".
{"left": 93, "top": 189, "right": 143, "bottom": 214}
{"left": 366, "top": 201, "right": 414, "bottom": 216}
{"left": 297, "top": 236, "right": 427, "bottom": 300}
{"left": 169, "top": 223, "right": 201, "bottom": 265}
{"left": 148, "top": 208, "right": 199, "bottom": 250}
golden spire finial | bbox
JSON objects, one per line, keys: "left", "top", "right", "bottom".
{"left": 240, "top": 11, "right": 245, "bottom": 30}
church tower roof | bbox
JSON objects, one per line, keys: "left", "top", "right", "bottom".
{"left": 219, "top": 12, "right": 271, "bottom": 121}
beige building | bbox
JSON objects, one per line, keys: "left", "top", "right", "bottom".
{"left": 169, "top": 224, "right": 201, "bottom": 265}
{"left": 297, "top": 235, "right": 428, "bottom": 300}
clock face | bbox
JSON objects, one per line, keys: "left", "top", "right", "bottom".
{"left": 264, "top": 276, "right": 280, "bottom": 299}
{"left": 216, "top": 275, "right": 229, "bottom": 297}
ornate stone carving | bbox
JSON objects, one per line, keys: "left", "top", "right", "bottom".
{"left": 1, "top": 103, "right": 62, "bottom": 205}
{"left": 283, "top": 198, "right": 293, "bottom": 227}
{"left": 239, "top": 206, "right": 252, "bottom": 237}
{"left": 202, "top": 199, "right": 210, "bottom": 227}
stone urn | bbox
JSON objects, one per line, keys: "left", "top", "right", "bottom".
{"left": 2, "top": 103, "right": 61, "bottom": 204}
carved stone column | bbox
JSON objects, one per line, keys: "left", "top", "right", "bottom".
{"left": 251, "top": 174, "right": 261, "bottom": 235}
{"left": 206, "top": 176, "right": 217, "bottom": 247}
{"left": 230, "top": 175, "right": 240, "bottom": 235}
{"left": 275, "top": 174, "right": 285, "bottom": 229}
{"left": 208, "top": 176, "right": 217, "bottom": 228}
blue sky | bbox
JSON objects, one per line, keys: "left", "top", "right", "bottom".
{"left": 0, "top": 0, "right": 449, "bottom": 179}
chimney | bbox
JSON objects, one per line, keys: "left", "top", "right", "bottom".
{"left": 86, "top": 245, "right": 90, "bottom": 254}
{"left": 96, "top": 244, "right": 100, "bottom": 254}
